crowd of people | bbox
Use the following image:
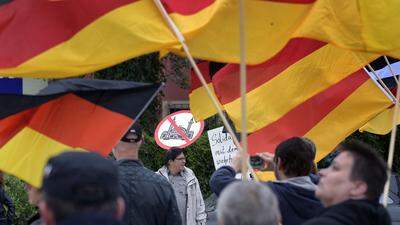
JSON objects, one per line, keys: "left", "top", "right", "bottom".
{"left": 0, "top": 122, "right": 393, "bottom": 225}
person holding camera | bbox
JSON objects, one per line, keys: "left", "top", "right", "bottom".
{"left": 210, "top": 137, "right": 323, "bottom": 225}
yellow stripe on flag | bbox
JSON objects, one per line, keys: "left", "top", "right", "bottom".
{"left": 0, "top": 0, "right": 217, "bottom": 78}
{"left": 295, "top": 0, "right": 400, "bottom": 58}
{"left": 189, "top": 84, "right": 220, "bottom": 121}
{"left": 223, "top": 44, "right": 378, "bottom": 132}
{"left": 171, "top": 1, "right": 313, "bottom": 65}
{"left": 359, "top": 107, "right": 398, "bottom": 135}
{"left": 305, "top": 80, "right": 392, "bottom": 161}
{"left": 0, "top": 127, "right": 83, "bottom": 187}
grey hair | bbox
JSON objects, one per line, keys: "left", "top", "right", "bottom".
{"left": 217, "top": 182, "right": 280, "bottom": 225}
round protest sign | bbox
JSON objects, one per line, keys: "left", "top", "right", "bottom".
{"left": 154, "top": 110, "right": 204, "bottom": 150}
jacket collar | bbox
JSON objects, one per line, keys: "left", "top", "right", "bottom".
{"left": 274, "top": 176, "right": 317, "bottom": 191}
{"left": 158, "top": 166, "right": 195, "bottom": 183}
{"left": 117, "top": 159, "right": 143, "bottom": 167}
{"left": 57, "top": 212, "right": 122, "bottom": 225}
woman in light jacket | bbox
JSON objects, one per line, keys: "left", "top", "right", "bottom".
{"left": 157, "top": 148, "right": 206, "bottom": 225}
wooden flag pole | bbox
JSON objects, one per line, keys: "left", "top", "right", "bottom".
{"left": 238, "top": 0, "right": 249, "bottom": 181}
{"left": 382, "top": 58, "right": 400, "bottom": 207}
{"left": 153, "top": 0, "right": 257, "bottom": 181}
{"left": 367, "top": 64, "right": 396, "bottom": 101}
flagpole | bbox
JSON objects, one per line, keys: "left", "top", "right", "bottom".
{"left": 367, "top": 64, "right": 396, "bottom": 101}
{"left": 238, "top": 0, "right": 249, "bottom": 181}
{"left": 384, "top": 56, "right": 399, "bottom": 84}
{"left": 382, "top": 57, "right": 400, "bottom": 207}
{"left": 152, "top": 0, "right": 257, "bottom": 180}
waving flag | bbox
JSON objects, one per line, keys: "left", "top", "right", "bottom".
{"left": 0, "top": 0, "right": 219, "bottom": 77}
{"left": 189, "top": 61, "right": 225, "bottom": 121}
{"left": 0, "top": 79, "right": 161, "bottom": 187}
{"left": 3, "top": 0, "right": 399, "bottom": 78}
{"left": 190, "top": 39, "right": 391, "bottom": 160}
{"left": 359, "top": 57, "right": 400, "bottom": 135}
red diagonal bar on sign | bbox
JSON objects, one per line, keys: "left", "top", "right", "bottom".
{"left": 167, "top": 116, "right": 191, "bottom": 144}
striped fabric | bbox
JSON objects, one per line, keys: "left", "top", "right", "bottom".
{"left": 0, "top": 79, "right": 161, "bottom": 187}
{"left": 2, "top": 0, "right": 399, "bottom": 78}
{"left": 189, "top": 39, "right": 392, "bottom": 161}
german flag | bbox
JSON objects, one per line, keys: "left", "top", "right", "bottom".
{"left": 206, "top": 39, "right": 392, "bottom": 161}
{"left": 0, "top": 79, "right": 161, "bottom": 187}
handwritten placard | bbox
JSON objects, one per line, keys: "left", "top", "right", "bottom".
{"left": 207, "top": 127, "right": 239, "bottom": 169}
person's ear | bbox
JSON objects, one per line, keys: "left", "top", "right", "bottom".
{"left": 39, "top": 201, "right": 56, "bottom": 225}
{"left": 276, "top": 157, "right": 284, "bottom": 171}
{"left": 350, "top": 180, "right": 368, "bottom": 199}
{"left": 115, "top": 197, "right": 126, "bottom": 220}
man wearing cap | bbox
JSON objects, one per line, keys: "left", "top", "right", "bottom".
{"left": 39, "top": 151, "right": 125, "bottom": 225}
{"left": 113, "top": 122, "right": 182, "bottom": 225}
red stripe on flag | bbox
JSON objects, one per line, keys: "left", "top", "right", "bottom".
{"left": 0, "top": 0, "right": 214, "bottom": 68}
{"left": 190, "top": 62, "right": 211, "bottom": 92}
{"left": 162, "top": 0, "right": 215, "bottom": 15}
{"left": 0, "top": 0, "right": 136, "bottom": 68}
{"left": 247, "top": 69, "right": 369, "bottom": 155}
{"left": 0, "top": 108, "right": 35, "bottom": 148}
{"left": 213, "top": 38, "right": 326, "bottom": 105}
{"left": 28, "top": 94, "right": 133, "bottom": 155}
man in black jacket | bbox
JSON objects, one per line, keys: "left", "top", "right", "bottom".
{"left": 113, "top": 123, "right": 181, "bottom": 225}
{"left": 210, "top": 137, "right": 323, "bottom": 225}
{"left": 303, "top": 140, "right": 391, "bottom": 225}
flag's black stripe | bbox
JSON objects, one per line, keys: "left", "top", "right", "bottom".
{"left": 367, "top": 56, "right": 399, "bottom": 71}
{"left": 0, "top": 79, "right": 161, "bottom": 120}
{"left": 74, "top": 84, "right": 161, "bottom": 120}
{"left": 0, "top": 0, "right": 12, "bottom": 6}
{"left": 209, "top": 62, "right": 226, "bottom": 78}
{"left": 382, "top": 76, "right": 400, "bottom": 89}
{"left": 38, "top": 78, "right": 156, "bottom": 95}
{"left": 0, "top": 94, "right": 62, "bottom": 119}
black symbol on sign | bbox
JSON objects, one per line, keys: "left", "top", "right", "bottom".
{"left": 161, "top": 117, "right": 194, "bottom": 141}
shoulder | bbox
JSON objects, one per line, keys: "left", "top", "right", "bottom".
{"left": 303, "top": 217, "right": 337, "bottom": 225}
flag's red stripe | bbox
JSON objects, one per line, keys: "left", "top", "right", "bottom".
{"left": 213, "top": 38, "right": 326, "bottom": 105}
{"left": 0, "top": 0, "right": 214, "bottom": 68}
{"left": 247, "top": 69, "right": 369, "bottom": 155}
{"left": 28, "top": 94, "right": 133, "bottom": 156}
{"left": 190, "top": 62, "right": 212, "bottom": 92}
{"left": 163, "top": 0, "right": 215, "bottom": 15}
{"left": 0, "top": 108, "right": 35, "bottom": 148}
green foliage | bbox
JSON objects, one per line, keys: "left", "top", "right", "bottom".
{"left": 4, "top": 176, "right": 36, "bottom": 225}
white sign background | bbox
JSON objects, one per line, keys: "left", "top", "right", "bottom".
{"left": 207, "top": 126, "right": 239, "bottom": 169}
{"left": 155, "top": 110, "right": 204, "bottom": 150}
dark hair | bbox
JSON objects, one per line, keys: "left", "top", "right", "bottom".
{"left": 339, "top": 140, "right": 388, "bottom": 201}
{"left": 164, "top": 148, "right": 184, "bottom": 166}
{"left": 274, "top": 137, "right": 314, "bottom": 177}
{"left": 44, "top": 194, "right": 118, "bottom": 221}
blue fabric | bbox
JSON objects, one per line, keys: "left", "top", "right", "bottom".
{"left": 0, "top": 78, "right": 22, "bottom": 94}
{"left": 266, "top": 181, "right": 323, "bottom": 225}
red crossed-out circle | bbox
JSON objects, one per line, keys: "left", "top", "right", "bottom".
{"left": 154, "top": 110, "right": 204, "bottom": 150}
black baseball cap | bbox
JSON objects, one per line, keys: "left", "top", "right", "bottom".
{"left": 121, "top": 122, "right": 142, "bottom": 143}
{"left": 42, "top": 151, "right": 120, "bottom": 205}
